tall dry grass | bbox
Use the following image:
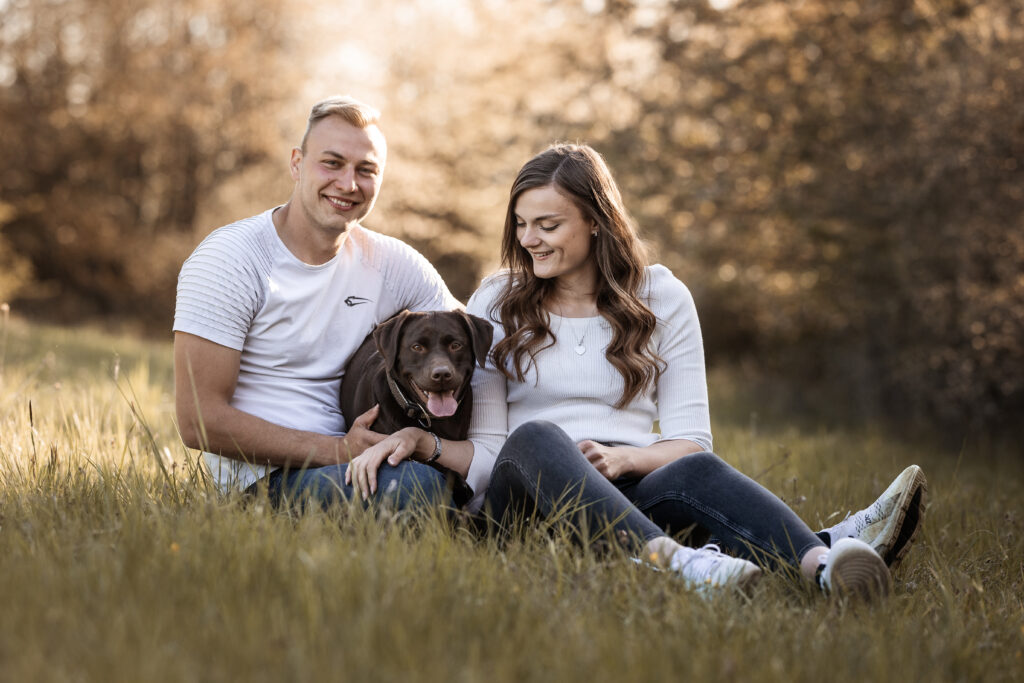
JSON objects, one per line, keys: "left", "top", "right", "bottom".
{"left": 0, "top": 314, "right": 1021, "bottom": 682}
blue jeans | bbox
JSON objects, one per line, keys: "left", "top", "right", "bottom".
{"left": 482, "top": 421, "right": 825, "bottom": 568}
{"left": 251, "top": 460, "right": 454, "bottom": 511}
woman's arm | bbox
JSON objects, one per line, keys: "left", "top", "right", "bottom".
{"left": 578, "top": 438, "right": 705, "bottom": 480}
{"left": 580, "top": 268, "right": 713, "bottom": 481}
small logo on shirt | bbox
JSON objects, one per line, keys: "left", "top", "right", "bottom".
{"left": 345, "top": 296, "right": 372, "bottom": 307}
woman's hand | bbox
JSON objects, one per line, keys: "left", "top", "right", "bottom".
{"left": 578, "top": 440, "right": 634, "bottom": 481}
{"left": 344, "top": 427, "right": 424, "bottom": 500}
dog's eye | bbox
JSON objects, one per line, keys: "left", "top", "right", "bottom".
{"left": 411, "top": 344, "right": 425, "bottom": 352}
{"left": 450, "top": 341, "right": 464, "bottom": 351}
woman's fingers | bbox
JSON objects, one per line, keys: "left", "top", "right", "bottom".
{"left": 344, "top": 456, "right": 370, "bottom": 499}
{"left": 384, "top": 430, "right": 417, "bottom": 466}
{"left": 352, "top": 459, "right": 366, "bottom": 498}
{"left": 347, "top": 442, "right": 401, "bottom": 500}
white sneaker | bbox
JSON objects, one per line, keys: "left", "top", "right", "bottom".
{"left": 666, "top": 544, "right": 762, "bottom": 596}
{"left": 818, "top": 538, "right": 892, "bottom": 601}
{"left": 822, "top": 465, "right": 927, "bottom": 569}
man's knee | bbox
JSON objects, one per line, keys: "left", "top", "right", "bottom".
{"left": 377, "top": 460, "right": 451, "bottom": 508}
{"left": 258, "top": 464, "right": 347, "bottom": 507}
{"left": 265, "top": 462, "right": 451, "bottom": 511}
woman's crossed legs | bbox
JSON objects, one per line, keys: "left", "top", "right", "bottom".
{"left": 483, "top": 420, "right": 822, "bottom": 569}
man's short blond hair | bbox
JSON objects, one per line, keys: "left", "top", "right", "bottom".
{"left": 300, "top": 95, "right": 382, "bottom": 152}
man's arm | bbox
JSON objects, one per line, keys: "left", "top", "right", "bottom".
{"left": 174, "top": 332, "right": 384, "bottom": 468}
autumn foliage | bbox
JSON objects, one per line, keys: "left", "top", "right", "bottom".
{"left": 1, "top": 0, "right": 1020, "bottom": 433}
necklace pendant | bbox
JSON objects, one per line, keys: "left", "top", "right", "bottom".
{"left": 574, "top": 343, "right": 586, "bottom": 355}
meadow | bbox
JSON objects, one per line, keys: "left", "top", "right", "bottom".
{"left": 0, "top": 314, "right": 1021, "bottom": 683}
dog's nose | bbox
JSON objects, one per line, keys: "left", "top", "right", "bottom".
{"left": 431, "top": 365, "right": 453, "bottom": 382}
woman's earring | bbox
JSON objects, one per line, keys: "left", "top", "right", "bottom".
{"left": 591, "top": 231, "right": 598, "bottom": 237}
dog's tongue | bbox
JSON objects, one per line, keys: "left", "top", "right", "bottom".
{"left": 426, "top": 391, "right": 458, "bottom": 417}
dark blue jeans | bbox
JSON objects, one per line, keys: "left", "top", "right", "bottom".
{"left": 250, "top": 460, "right": 454, "bottom": 511}
{"left": 482, "top": 421, "right": 825, "bottom": 569}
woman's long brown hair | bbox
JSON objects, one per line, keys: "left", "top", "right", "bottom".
{"left": 491, "top": 144, "right": 663, "bottom": 408}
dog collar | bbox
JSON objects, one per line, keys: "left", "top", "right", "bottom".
{"left": 384, "top": 369, "right": 433, "bottom": 429}
{"left": 383, "top": 369, "right": 469, "bottom": 431}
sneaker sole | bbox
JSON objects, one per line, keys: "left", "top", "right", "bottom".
{"left": 862, "top": 465, "right": 928, "bottom": 570}
{"left": 829, "top": 543, "right": 892, "bottom": 601}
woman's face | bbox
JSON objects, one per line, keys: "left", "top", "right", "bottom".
{"left": 513, "top": 185, "right": 597, "bottom": 285}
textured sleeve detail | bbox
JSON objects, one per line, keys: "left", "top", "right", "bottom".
{"left": 647, "top": 265, "right": 713, "bottom": 451}
{"left": 173, "top": 216, "right": 274, "bottom": 350}
{"left": 359, "top": 229, "right": 461, "bottom": 312}
{"left": 464, "top": 275, "right": 511, "bottom": 513}
{"left": 471, "top": 272, "right": 510, "bottom": 324}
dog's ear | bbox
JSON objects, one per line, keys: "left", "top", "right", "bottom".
{"left": 373, "top": 310, "right": 413, "bottom": 370}
{"left": 459, "top": 311, "right": 495, "bottom": 368}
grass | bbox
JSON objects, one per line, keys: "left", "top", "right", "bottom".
{"left": 1, "top": 313, "right": 1022, "bottom": 683}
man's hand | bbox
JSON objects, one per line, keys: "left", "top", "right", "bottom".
{"left": 344, "top": 427, "right": 424, "bottom": 500}
{"left": 340, "top": 404, "right": 386, "bottom": 460}
{"left": 578, "top": 440, "right": 634, "bottom": 481}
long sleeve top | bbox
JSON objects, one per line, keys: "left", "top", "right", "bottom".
{"left": 462, "top": 264, "right": 712, "bottom": 513}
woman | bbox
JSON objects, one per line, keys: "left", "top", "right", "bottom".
{"left": 346, "top": 143, "right": 926, "bottom": 599}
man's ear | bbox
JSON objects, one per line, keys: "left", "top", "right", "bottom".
{"left": 459, "top": 311, "right": 495, "bottom": 368}
{"left": 289, "top": 147, "right": 303, "bottom": 181}
{"left": 373, "top": 310, "right": 412, "bottom": 371}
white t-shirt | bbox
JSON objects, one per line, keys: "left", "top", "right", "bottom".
{"left": 174, "top": 208, "right": 459, "bottom": 492}
{"left": 464, "top": 265, "right": 713, "bottom": 511}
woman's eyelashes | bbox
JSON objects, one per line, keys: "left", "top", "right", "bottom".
{"left": 516, "top": 221, "right": 559, "bottom": 231}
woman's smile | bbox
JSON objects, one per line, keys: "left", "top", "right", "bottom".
{"left": 514, "top": 184, "right": 596, "bottom": 285}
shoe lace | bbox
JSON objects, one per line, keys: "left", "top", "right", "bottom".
{"left": 837, "top": 509, "right": 869, "bottom": 536}
{"left": 673, "top": 544, "right": 730, "bottom": 584}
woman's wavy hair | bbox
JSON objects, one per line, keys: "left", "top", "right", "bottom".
{"left": 491, "top": 143, "right": 663, "bottom": 408}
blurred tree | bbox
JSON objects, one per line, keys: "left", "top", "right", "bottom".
{"left": 0, "top": 199, "right": 32, "bottom": 302}
{"left": 468, "top": 0, "right": 1023, "bottom": 433}
{"left": 282, "top": 0, "right": 1024, "bottom": 432}
{"left": 314, "top": 0, "right": 562, "bottom": 300}
{"left": 2, "top": 0, "right": 1020, "bottom": 433}
{"left": 0, "top": 0, "right": 296, "bottom": 327}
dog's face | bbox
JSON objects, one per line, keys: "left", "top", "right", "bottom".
{"left": 373, "top": 310, "right": 493, "bottom": 419}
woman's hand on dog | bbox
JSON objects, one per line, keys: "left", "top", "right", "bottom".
{"left": 344, "top": 427, "right": 426, "bottom": 500}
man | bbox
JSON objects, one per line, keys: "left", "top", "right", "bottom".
{"left": 174, "top": 96, "right": 467, "bottom": 507}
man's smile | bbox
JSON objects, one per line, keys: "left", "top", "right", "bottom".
{"left": 324, "top": 195, "right": 357, "bottom": 211}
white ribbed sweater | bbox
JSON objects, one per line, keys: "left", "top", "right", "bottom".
{"left": 463, "top": 265, "right": 713, "bottom": 512}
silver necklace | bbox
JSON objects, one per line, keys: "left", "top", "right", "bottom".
{"left": 564, "top": 317, "right": 591, "bottom": 356}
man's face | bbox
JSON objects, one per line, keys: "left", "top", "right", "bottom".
{"left": 290, "top": 116, "right": 386, "bottom": 234}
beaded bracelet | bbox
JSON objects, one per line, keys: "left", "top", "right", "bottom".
{"left": 424, "top": 431, "right": 442, "bottom": 463}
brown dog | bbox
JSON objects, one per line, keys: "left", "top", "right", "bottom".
{"left": 339, "top": 310, "right": 494, "bottom": 505}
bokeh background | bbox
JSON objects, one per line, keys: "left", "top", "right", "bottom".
{"left": 1, "top": 0, "right": 1021, "bottom": 437}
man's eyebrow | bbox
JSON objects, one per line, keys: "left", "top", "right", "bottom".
{"left": 322, "top": 150, "right": 381, "bottom": 166}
